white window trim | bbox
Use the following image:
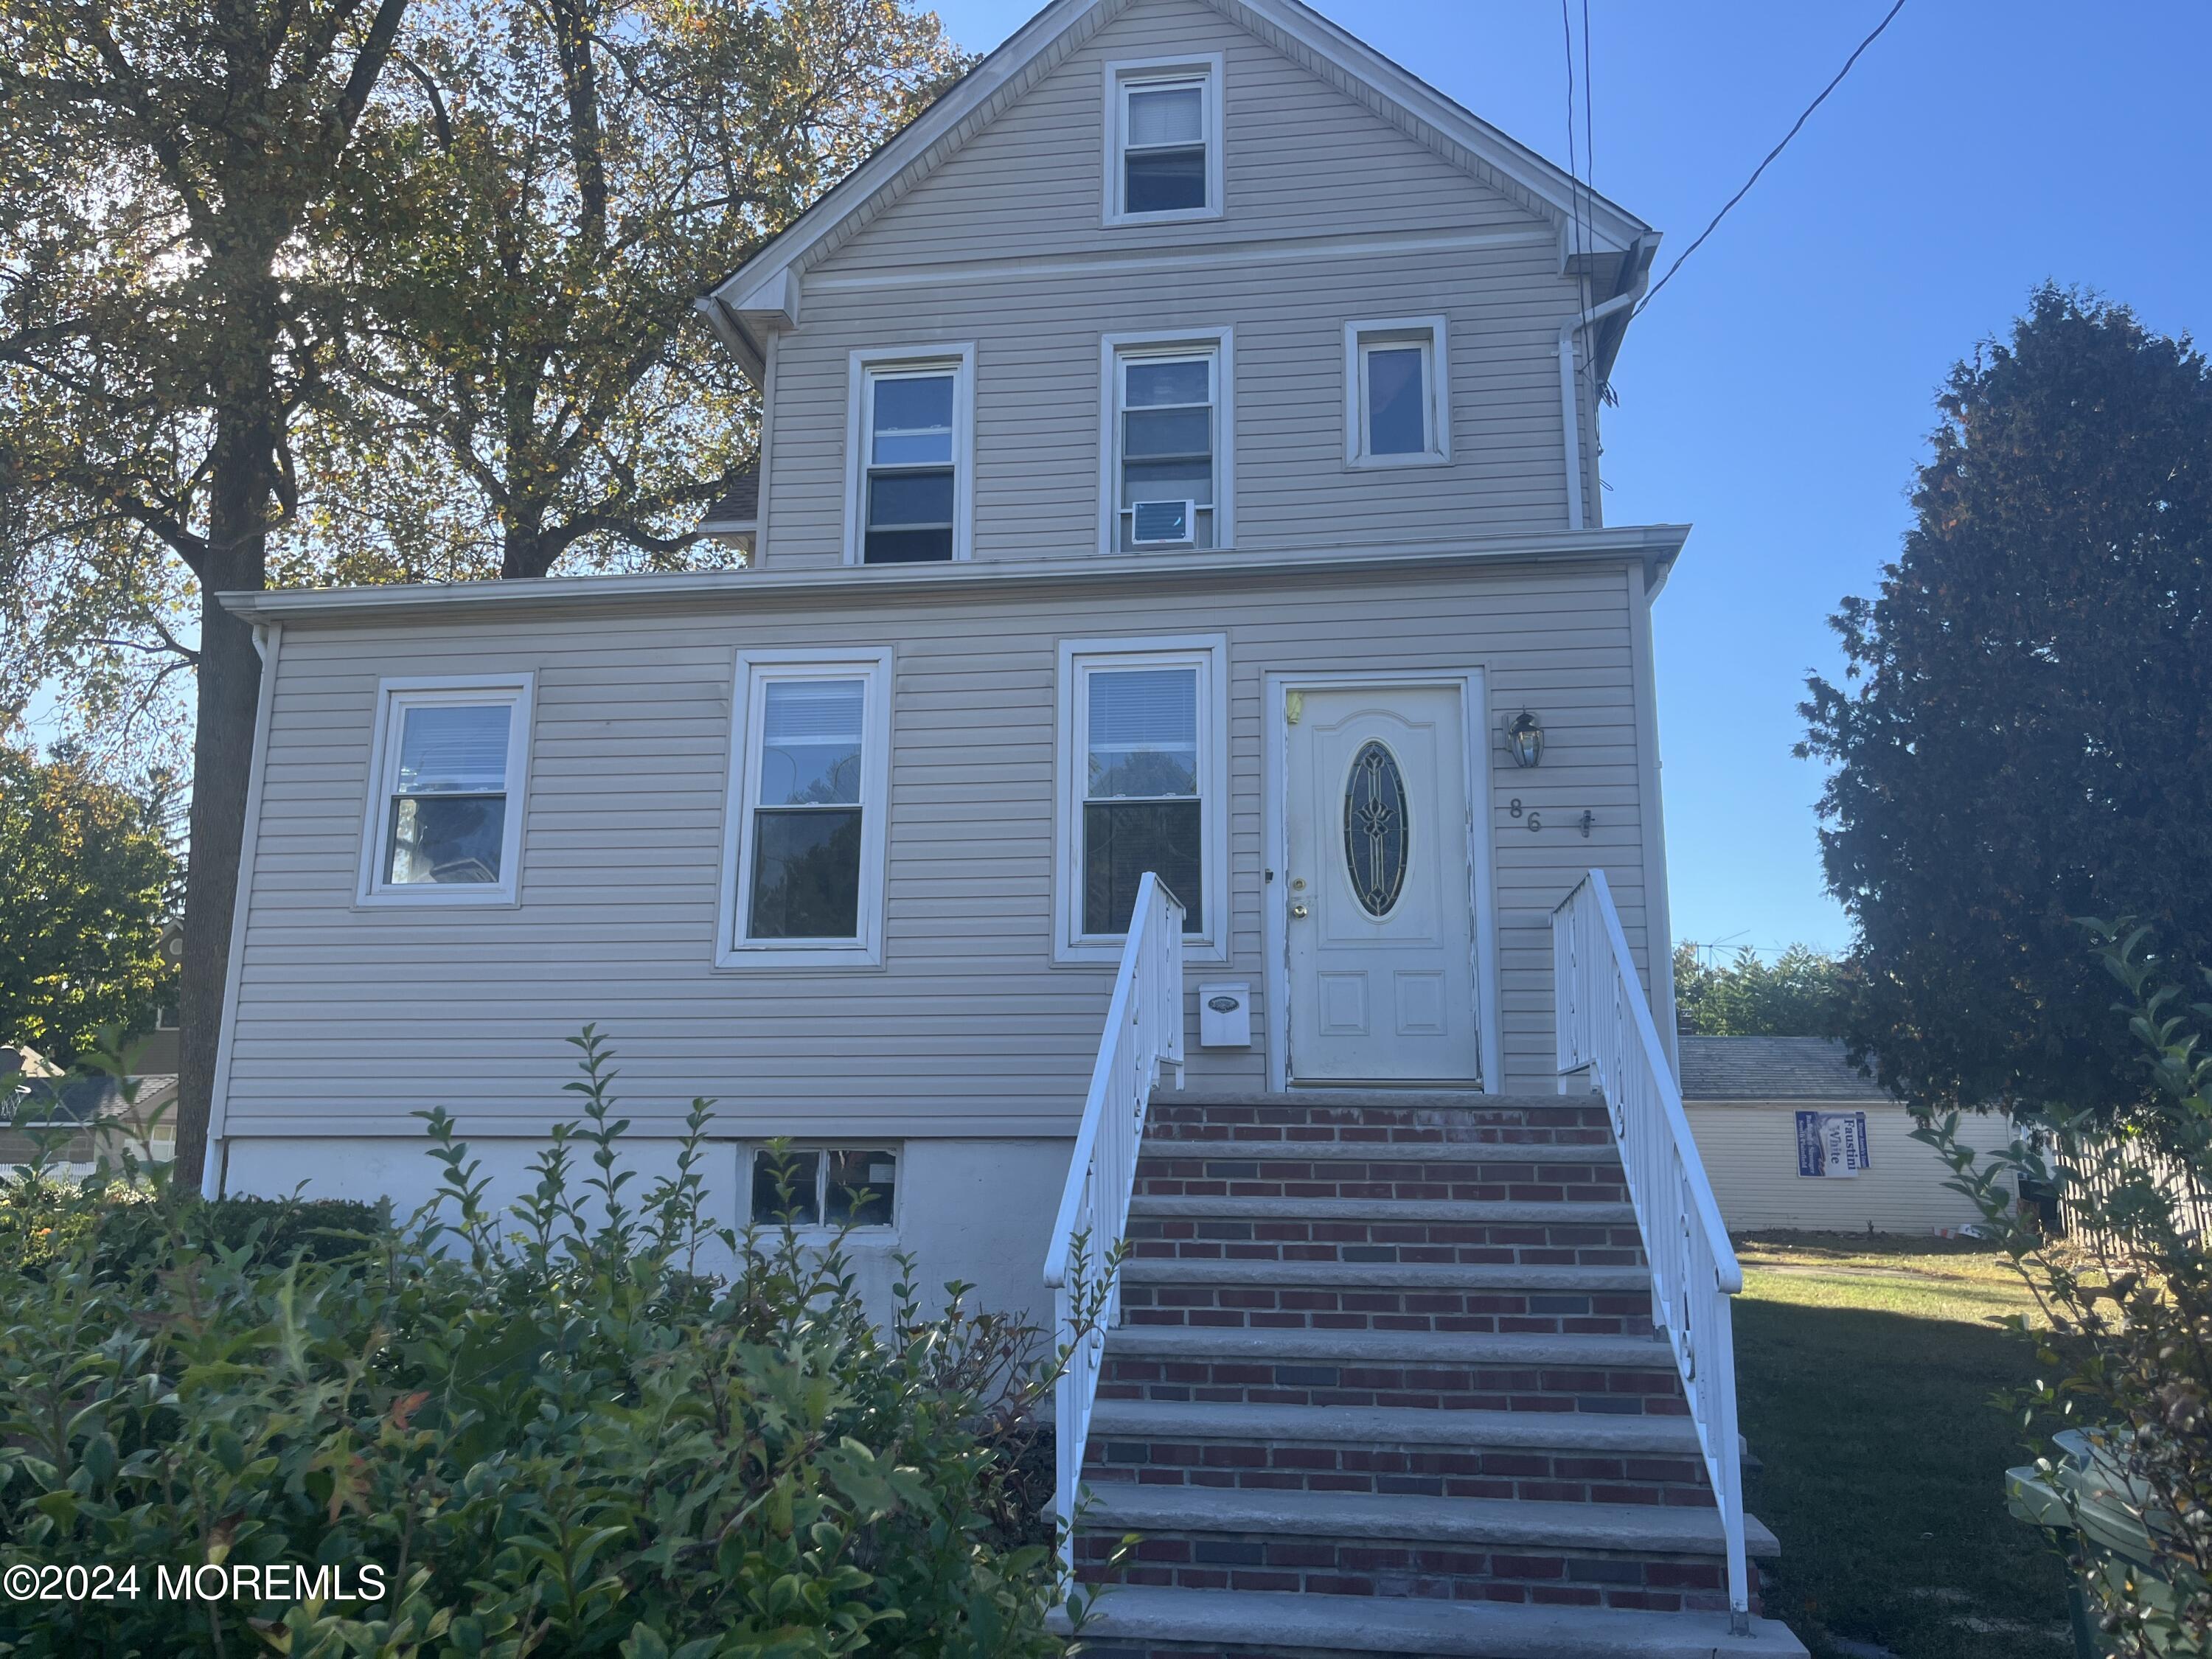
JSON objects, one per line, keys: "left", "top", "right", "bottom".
{"left": 1344, "top": 316, "right": 1452, "bottom": 468}
{"left": 1054, "top": 633, "right": 1230, "bottom": 966}
{"left": 742, "top": 1141, "right": 903, "bottom": 1242}
{"left": 355, "top": 674, "right": 534, "bottom": 908}
{"left": 717, "top": 648, "right": 894, "bottom": 970}
{"left": 1102, "top": 52, "right": 1225, "bottom": 227}
{"left": 1098, "top": 328, "right": 1235, "bottom": 557}
{"left": 842, "top": 344, "right": 975, "bottom": 566}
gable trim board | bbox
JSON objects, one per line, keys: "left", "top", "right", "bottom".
{"left": 217, "top": 524, "right": 1688, "bottom": 629}
{"left": 698, "top": 0, "right": 1656, "bottom": 382}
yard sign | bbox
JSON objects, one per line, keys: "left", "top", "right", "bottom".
{"left": 1795, "top": 1110, "right": 1871, "bottom": 1179}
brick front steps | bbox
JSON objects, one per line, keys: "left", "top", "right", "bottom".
{"left": 1065, "top": 1090, "right": 1804, "bottom": 1659}
{"left": 1097, "top": 1324, "right": 1693, "bottom": 1418}
{"left": 1075, "top": 1483, "right": 1769, "bottom": 1613}
{"left": 1082, "top": 1401, "right": 1717, "bottom": 1505}
{"left": 1057, "top": 1584, "right": 1809, "bottom": 1659}
{"left": 1117, "top": 1259, "right": 1658, "bottom": 1335}
{"left": 1127, "top": 1197, "right": 1646, "bottom": 1267}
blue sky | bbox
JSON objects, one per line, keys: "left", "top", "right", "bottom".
{"left": 928, "top": 0, "right": 2211, "bottom": 956}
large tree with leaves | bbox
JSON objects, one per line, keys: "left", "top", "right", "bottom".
{"left": 0, "top": 746, "right": 181, "bottom": 1062}
{"left": 313, "top": 0, "right": 965, "bottom": 580}
{"left": 1801, "top": 286, "right": 2212, "bottom": 1116}
{"left": 3, "top": 0, "right": 963, "bottom": 1183}
{"left": 1672, "top": 943, "right": 1847, "bottom": 1038}
{"left": 1, "top": 0, "right": 414, "bottom": 1182}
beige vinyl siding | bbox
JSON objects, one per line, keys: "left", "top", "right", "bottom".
{"left": 220, "top": 559, "right": 1654, "bottom": 1141}
{"left": 1687, "top": 1103, "right": 2017, "bottom": 1234}
{"left": 763, "top": 0, "right": 1590, "bottom": 568}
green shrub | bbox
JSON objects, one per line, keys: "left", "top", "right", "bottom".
{"left": 0, "top": 1030, "right": 1085, "bottom": 1657}
{"left": 1921, "top": 927, "right": 2212, "bottom": 1658}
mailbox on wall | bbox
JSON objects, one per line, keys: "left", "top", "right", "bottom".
{"left": 1197, "top": 982, "right": 1252, "bottom": 1048}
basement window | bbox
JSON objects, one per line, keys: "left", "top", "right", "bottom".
{"left": 748, "top": 1145, "right": 899, "bottom": 1229}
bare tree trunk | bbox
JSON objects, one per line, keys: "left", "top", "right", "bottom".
{"left": 172, "top": 405, "right": 273, "bottom": 1192}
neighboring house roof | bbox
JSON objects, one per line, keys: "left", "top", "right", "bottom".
{"left": 1, "top": 1067, "right": 178, "bottom": 1130}
{"left": 697, "top": 0, "right": 1658, "bottom": 383}
{"left": 1678, "top": 1037, "right": 1888, "bottom": 1105}
{"left": 699, "top": 468, "right": 759, "bottom": 533}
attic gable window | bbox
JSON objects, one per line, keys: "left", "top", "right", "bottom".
{"left": 1105, "top": 55, "right": 1223, "bottom": 226}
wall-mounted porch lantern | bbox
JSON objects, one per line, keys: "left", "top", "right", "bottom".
{"left": 1504, "top": 710, "right": 1545, "bottom": 769}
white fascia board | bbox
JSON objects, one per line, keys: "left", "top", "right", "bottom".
{"left": 729, "top": 267, "right": 801, "bottom": 333}
{"left": 693, "top": 296, "right": 765, "bottom": 386}
{"left": 218, "top": 524, "right": 1689, "bottom": 624}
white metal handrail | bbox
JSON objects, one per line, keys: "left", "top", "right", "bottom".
{"left": 1554, "top": 869, "right": 1751, "bottom": 1632}
{"left": 1042, "top": 872, "right": 1186, "bottom": 1570}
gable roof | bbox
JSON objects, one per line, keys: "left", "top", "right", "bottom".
{"left": 1679, "top": 1037, "right": 1890, "bottom": 1105}
{"left": 697, "top": 0, "right": 1657, "bottom": 380}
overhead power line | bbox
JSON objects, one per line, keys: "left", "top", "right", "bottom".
{"left": 1634, "top": 0, "right": 1909, "bottom": 319}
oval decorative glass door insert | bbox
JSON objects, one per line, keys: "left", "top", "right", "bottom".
{"left": 1343, "top": 740, "right": 1409, "bottom": 917}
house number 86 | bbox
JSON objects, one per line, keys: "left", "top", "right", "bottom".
{"left": 1509, "top": 798, "right": 1543, "bottom": 832}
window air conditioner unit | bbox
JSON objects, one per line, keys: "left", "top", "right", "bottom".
{"left": 1130, "top": 499, "right": 1197, "bottom": 546}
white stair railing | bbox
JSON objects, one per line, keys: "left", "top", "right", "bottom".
{"left": 1554, "top": 869, "right": 1751, "bottom": 1633}
{"left": 1042, "top": 872, "right": 1186, "bottom": 1571}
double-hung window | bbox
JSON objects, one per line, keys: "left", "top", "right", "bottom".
{"left": 1057, "top": 637, "right": 1227, "bottom": 961}
{"left": 1345, "top": 317, "right": 1450, "bottom": 467}
{"left": 847, "top": 347, "right": 973, "bottom": 564}
{"left": 720, "top": 651, "right": 891, "bottom": 967}
{"left": 358, "top": 677, "right": 532, "bottom": 905}
{"left": 1105, "top": 331, "right": 1231, "bottom": 552}
{"left": 1105, "top": 56, "right": 1223, "bottom": 223}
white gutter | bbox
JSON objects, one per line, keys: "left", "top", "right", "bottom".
{"left": 1557, "top": 269, "right": 1649, "bottom": 532}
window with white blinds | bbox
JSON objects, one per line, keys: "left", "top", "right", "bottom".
{"left": 1105, "top": 55, "right": 1222, "bottom": 225}
{"left": 359, "top": 679, "right": 532, "bottom": 905}
{"left": 1057, "top": 637, "right": 1227, "bottom": 960}
{"left": 720, "top": 652, "right": 893, "bottom": 967}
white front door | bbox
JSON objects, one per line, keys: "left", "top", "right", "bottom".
{"left": 1284, "top": 684, "right": 1481, "bottom": 1085}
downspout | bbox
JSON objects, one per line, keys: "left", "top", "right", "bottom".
{"left": 1557, "top": 260, "right": 1649, "bottom": 532}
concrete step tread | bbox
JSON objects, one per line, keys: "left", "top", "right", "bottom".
{"left": 1105, "top": 1324, "right": 1680, "bottom": 1370}
{"left": 1054, "top": 1584, "right": 1809, "bottom": 1658}
{"left": 1154, "top": 1089, "right": 1594, "bottom": 1112}
{"left": 1130, "top": 1196, "right": 1638, "bottom": 1225}
{"left": 1121, "top": 1259, "right": 1650, "bottom": 1292}
{"left": 1088, "top": 1399, "right": 1703, "bottom": 1455}
{"left": 1141, "top": 1139, "right": 1622, "bottom": 1164}
{"left": 1079, "top": 1483, "right": 1781, "bottom": 1558}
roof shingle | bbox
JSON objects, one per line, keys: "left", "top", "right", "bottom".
{"left": 1677, "top": 1036, "right": 1888, "bottom": 1104}
{"left": 699, "top": 468, "right": 759, "bottom": 529}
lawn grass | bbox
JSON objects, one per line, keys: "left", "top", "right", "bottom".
{"left": 1732, "top": 1232, "right": 2076, "bottom": 1659}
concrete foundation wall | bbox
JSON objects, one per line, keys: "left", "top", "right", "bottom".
{"left": 223, "top": 1133, "right": 1074, "bottom": 1329}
